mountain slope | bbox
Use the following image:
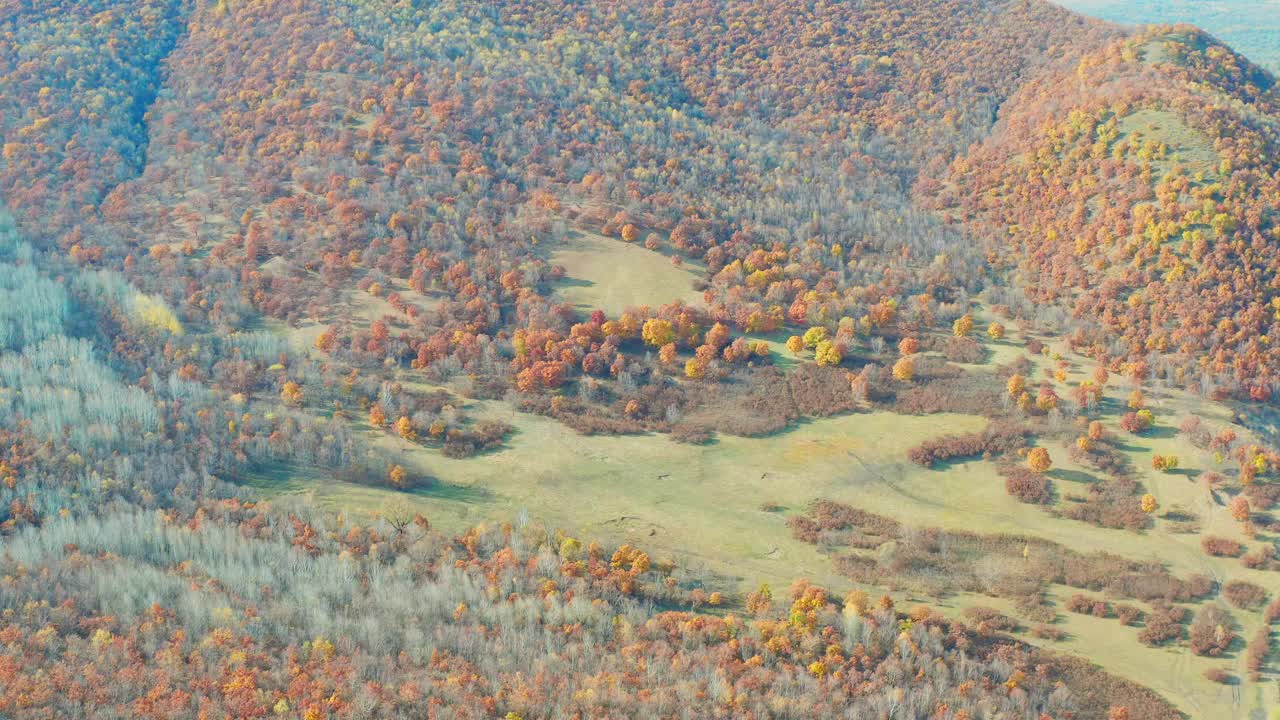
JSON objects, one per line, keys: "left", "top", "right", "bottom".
{"left": 937, "top": 25, "right": 1280, "bottom": 398}
{"left": 3, "top": 2, "right": 1280, "bottom": 719}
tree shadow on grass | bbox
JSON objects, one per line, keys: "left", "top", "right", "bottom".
{"left": 404, "top": 481, "right": 491, "bottom": 504}
{"left": 1048, "top": 468, "right": 1100, "bottom": 485}
{"left": 1093, "top": 397, "right": 1124, "bottom": 415}
{"left": 926, "top": 456, "right": 980, "bottom": 473}
{"left": 239, "top": 460, "right": 491, "bottom": 506}
{"left": 985, "top": 338, "right": 1021, "bottom": 349}
{"left": 555, "top": 276, "right": 596, "bottom": 290}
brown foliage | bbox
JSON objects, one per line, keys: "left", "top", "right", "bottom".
{"left": 906, "top": 422, "right": 1027, "bottom": 467}
{"left": 1203, "top": 667, "right": 1232, "bottom": 684}
{"left": 1221, "top": 580, "right": 1268, "bottom": 610}
{"left": 1245, "top": 627, "right": 1272, "bottom": 680}
{"left": 1189, "top": 604, "right": 1235, "bottom": 657}
{"left": 892, "top": 371, "right": 1005, "bottom": 416}
{"left": 1201, "top": 536, "right": 1244, "bottom": 557}
{"left": 1066, "top": 594, "right": 1111, "bottom": 618}
{"left": 1137, "top": 604, "right": 1187, "bottom": 647}
{"left": 1114, "top": 604, "right": 1142, "bottom": 626}
{"left": 1003, "top": 466, "right": 1053, "bottom": 504}
{"left": 943, "top": 336, "right": 985, "bottom": 364}
{"left": 963, "top": 606, "right": 1020, "bottom": 634}
{"left": 786, "top": 363, "right": 860, "bottom": 417}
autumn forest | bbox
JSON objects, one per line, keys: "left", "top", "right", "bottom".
{"left": 1, "top": 0, "right": 1279, "bottom": 718}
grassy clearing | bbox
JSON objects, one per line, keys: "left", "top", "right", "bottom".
{"left": 251, "top": 402, "right": 988, "bottom": 590}
{"left": 550, "top": 230, "right": 705, "bottom": 316}
{"left": 1117, "top": 107, "right": 1218, "bottom": 171}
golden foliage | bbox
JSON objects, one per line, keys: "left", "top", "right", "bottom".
{"left": 132, "top": 293, "right": 183, "bottom": 335}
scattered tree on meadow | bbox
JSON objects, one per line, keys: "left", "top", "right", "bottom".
{"left": 1229, "top": 496, "right": 1251, "bottom": 523}
{"left": 1140, "top": 494, "right": 1157, "bottom": 514}
{"left": 1027, "top": 447, "right": 1052, "bottom": 473}
{"left": 396, "top": 416, "right": 417, "bottom": 442}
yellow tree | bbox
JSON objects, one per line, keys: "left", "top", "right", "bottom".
{"left": 786, "top": 335, "right": 805, "bottom": 354}
{"left": 280, "top": 381, "right": 303, "bottom": 407}
{"left": 684, "top": 358, "right": 705, "bottom": 379}
{"left": 1027, "top": 447, "right": 1052, "bottom": 473}
{"left": 368, "top": 404, "right": 387, "bottom": 427}
{"left": 1006, "top": 373, "right": 1026, "bottom": 397}
{"left": 641, "top": 318, "right": 675, "bottom": 347}
{"left": 617, "top": 312, "right": 640, "bottom": 338}
{"left": 802, "top": 326, "right": 828, "bottom": 348}
{"left": 892, "top": 356, "right": 915, "bottom": 382}
{"left": 745, "top": 583, "right": 773, "bottom": 615}
{"left": 1140, "top": 494, "right": 1157, "bottom": 513}
{"left": 843, "top": 589, "right": 870, "bottom": 617}
{"left": 986, "top": 322, "right": 1005, "bottom": 340}
{"left": 314, "top": 327, "right": 337, "bottom": 353}
{"left": 395, "top": 416, "right": 417, "bottom": 442}
{"left": 815, "top": 340, "right": 842, "bottom": 366}
{"left": 1035, "top": 386, "right": 1059, "bottom": 412}
{"left": 953, "top": 314, "right": 974, "bottom": 337}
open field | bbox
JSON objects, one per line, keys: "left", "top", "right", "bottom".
{"left": 550, "top": 230, "right": 705, "bottom": 316}
{"left": 1117, "top": 107, "right": 1219, "bottom": 172}
{"left": 249, "top": 403, "right": 988, "bottom": 591}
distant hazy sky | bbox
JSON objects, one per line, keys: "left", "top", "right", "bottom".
{"left": 1054, "top": 0, "right": 1280, "bottom": 72}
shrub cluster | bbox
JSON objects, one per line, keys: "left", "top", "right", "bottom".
{"left": 907, "top": 422, "right": 1027, "bottom": 467}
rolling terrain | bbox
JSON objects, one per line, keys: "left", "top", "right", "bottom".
{"left": 1057, "top": 0, "right": 1280, "bottom": 72}
{"left": 0, "top": 0, "right": 1279, "bottom": 718}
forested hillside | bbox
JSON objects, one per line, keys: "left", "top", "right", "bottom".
{"left": 1057, "top": 0, "right": 1280, "bottom": 73}
{"left": 1, "top": 0, "right": 1279, "bottom": 717}
{"left": 936, "top": 25, "right": 1280, "bottom": 397}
